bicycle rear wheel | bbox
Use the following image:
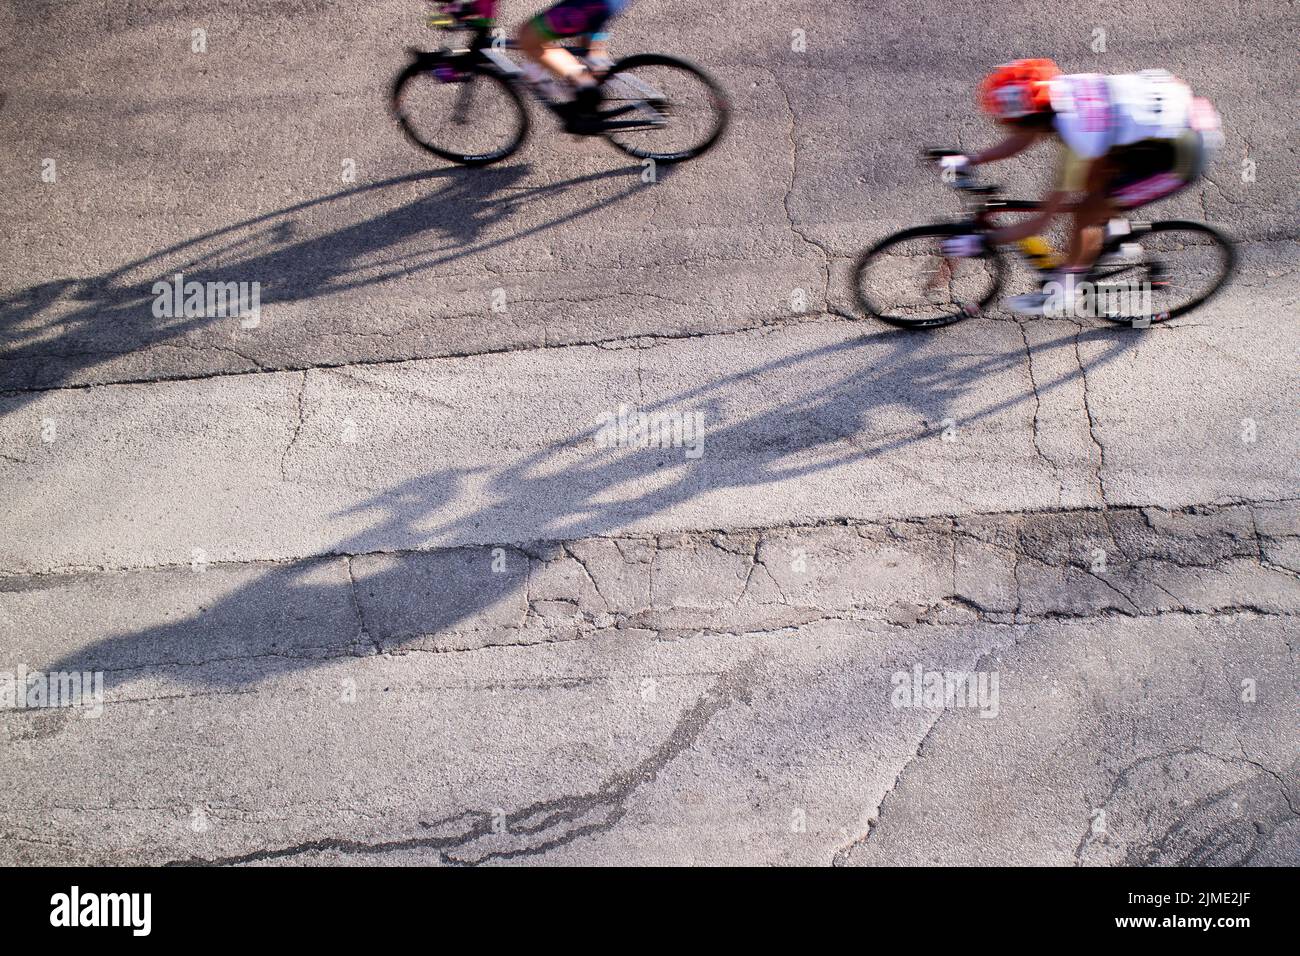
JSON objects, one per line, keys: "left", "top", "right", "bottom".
{"left": 1091, "top": 220, "right": 1236, "bottom": 324}
{"left": 853, "top": 224, "right": 1005, "bottom": 328}
{"left": 598, "top": 54, "right": 729, "bottom": 164}
{"left": 392, "top": 57, "right": 528, "bottom": 166}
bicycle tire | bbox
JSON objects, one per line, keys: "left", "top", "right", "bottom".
{"left": 1094, "top": 219, "right": 1236, "bottom": 325}
{"left": 853, "top": 224, "right": 1005, "bottom": 329}
{"left": 598, "top": 53, "right": 729, "bottom": 164}
{"left": 391, "top": 58, "right": 529, "bottom": 166}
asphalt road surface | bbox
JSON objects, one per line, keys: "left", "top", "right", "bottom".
{"left": 1, "top": 0, "right": 1296, "bottom": 865}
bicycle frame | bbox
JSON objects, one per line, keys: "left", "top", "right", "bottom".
{"left": 856, "top": 154, "right": 1236, "bottom": 328}
{"left": 951, "top": 186, "right": 1151, "bottom": 284}
{"left": 956, "top": 189, "right": 1050, "bottom": 266}
{"left": 395, "top": 10, "right": 729, "bottom": 167}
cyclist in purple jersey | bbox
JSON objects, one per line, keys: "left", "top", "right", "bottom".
{"left": 440, "top": 1, "right": 634, "bottom": 130}
{"left": 519, "top": 0, "right": 633, "bottom": 128}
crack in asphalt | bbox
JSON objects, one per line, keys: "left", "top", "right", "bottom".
{"left": 279, "top": 369, "right": 308, "bottom": 483}
{"left": 0, "top": 273, "right": 1282, "bottom": 403}
{"left": 162, "top": 658, "right": 760, "bottom": 866}
{"left": 1071, "top": 326, "right": 1109, "bottom": 505}
{"left": 1017, "top": 321, "right": 1067, "bottom": 503}
{"left": 1075, "top": 749, "right": 1300, "bottom": 866}
{"left": 4, "top": 499, "right": 1294, "bottom": 580}
{"left": 830, "top": 705, "right": 946, "bottom": 866}
{"left": 828, "top": 610, "right": 1026, "bottom": 867}
{"left": 345, "top": 555, "right": 380, "bottom": 654}
{"left": 764, "top": 67, "right": 840, "bottom": 321}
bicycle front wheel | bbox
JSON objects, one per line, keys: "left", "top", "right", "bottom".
{"left": 853, "top": 224, "right": 1005, "bottom": 329}
{"left": 598, "top": 54, "right": 729, "bottom": 164}
{"left": 391, "top": 58, "right": 528, "bottom": 166}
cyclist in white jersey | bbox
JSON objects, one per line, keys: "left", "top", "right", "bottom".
{"left": 939, "top": 59, "right": 1222, "bottom": 315}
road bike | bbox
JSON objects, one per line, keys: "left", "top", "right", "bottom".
{"left": 853, "top": 149, "right": 1236, "bottom": 329}
{"left": 391, "top": 5, "right": 729, "bottom": 167}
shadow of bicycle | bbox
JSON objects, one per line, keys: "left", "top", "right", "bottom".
{"left": 38, "top": 314, "right": 1144, "bottom": 693}
{"left": 0, "top": 161, "right": 656, "bottom": 403}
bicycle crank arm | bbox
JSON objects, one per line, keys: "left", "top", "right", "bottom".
{"left": 600, "top": 102, "right": 663, "bottom": 119}
{"left": 598, "top": 118, "right": 667, "bottom": 131}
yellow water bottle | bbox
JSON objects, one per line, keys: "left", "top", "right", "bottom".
{"left": 1018, "top": 236, "right": 1060, "bottom": 271}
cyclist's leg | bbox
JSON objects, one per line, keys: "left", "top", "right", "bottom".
{"left": 1003, "top": 161, "right": 1109, "bottom": 315}
{"left": 586, "top": 28, "right": 614, "bottom": 75}
{"left": 517, "top": 21, "right": 586, "bottom": 87}
{"left": 1064, "top": 160, "right": 1115, "bottom": 271}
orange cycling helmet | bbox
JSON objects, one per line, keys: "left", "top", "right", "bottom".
{"left": 980, "top": 58, "right": 1061, "bottom": 121}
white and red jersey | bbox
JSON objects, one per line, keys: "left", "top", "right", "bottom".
{"left": 1048, "top": 70, "right": 1207, "bottom": 158}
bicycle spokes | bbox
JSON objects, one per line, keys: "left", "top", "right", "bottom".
{"left": 450, "top": 76, "right": 479, "bottom": 125}
{"left": 598, "top": 55, "right": 728, "bottom": 162}
{"left": 854, "top": 230, "right": 1003, "bottom": 328}
{"left": 391, "top": 59, "right": 530, "bottom": 165}
{"left": 1090, "top": 223, "right": 1235, "bottom": 324}
{"left": 599, "top": 74, "right": 669, "bottom": 130}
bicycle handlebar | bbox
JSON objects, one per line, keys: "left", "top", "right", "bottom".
{"left": 922, "top": 147, "right": 1000, "bottom": 195}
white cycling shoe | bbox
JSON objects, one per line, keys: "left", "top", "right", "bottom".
{"left": 1004, "top": 270, "right": 1086, "bottom": 317}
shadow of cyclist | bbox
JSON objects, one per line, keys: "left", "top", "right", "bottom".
{"left": 0, "top": 161, "right": 655, "bottom": 402}
{"left": 37, "top": 315, "right": 1143, "bottom": 694}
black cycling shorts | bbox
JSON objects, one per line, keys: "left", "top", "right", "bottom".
{"left": 1107, "top": 130, "right": 1207, "bottom": 210}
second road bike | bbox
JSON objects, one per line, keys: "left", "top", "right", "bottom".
{"left": 392, "top": 4, "right": 730, "bottom": 167}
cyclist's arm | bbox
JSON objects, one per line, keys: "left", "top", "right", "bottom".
{"left": 968, "top": 127, "right": 1041, "bottom": 165}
